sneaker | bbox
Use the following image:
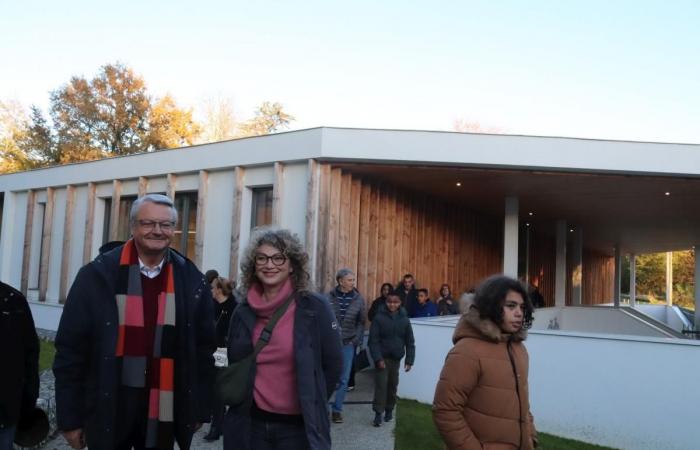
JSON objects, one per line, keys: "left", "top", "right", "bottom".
{"left": 346, "top": 385, "right": 355, "bottom": 392}
{"left": 373, "top": 412, "right": 383, "bottom": 427}
{"left": 384, "top": 409, "right": 393, "bottom": 422}
{"left": 332, "top": 411, "right": 343, "bottom": 423}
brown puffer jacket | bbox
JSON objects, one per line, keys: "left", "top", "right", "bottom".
{"left": 432, "top": 308, "right": 537, "bottom": 450}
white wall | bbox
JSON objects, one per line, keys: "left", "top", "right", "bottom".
{"left": 399, "top": 318, "right": 700, "bottom": 450}
{"left": 635, "top": 305, "right": 692, "bottom": 332}
{"left": 279, "top": 162, "right": 309, "bottom": 245}
{"left": 530, "top": 306, "right": 672, "bottom": 338}
{"left": 201, "top": 170, "right": 235, "bottom": 277}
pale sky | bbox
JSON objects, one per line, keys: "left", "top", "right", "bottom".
{"left": 2, "top": 0, "right": 699, "bottom": 143}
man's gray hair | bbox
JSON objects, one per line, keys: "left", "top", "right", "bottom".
{"left": 130, "top": 194, "right": 178, "bottom": 225}
{"left": 335, "top": 268, "right": 355, "bottom": 283}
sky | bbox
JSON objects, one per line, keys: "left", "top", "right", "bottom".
{"left": 2, "top": 0, "right": 700, "bottom": 143}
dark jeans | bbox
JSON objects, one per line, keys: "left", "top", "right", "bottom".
{"left": 0, "top": 425, "right": 16, "bottom": 450}
{"left": 250, "top": 418, "right": 309, "bottom": 450}
{"left": 373, "top": 358, "right": 400, "bottom": 414}
{"left": 210, "top": 367, "right": 225, "bottom": 432}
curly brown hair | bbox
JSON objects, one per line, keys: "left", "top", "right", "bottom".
{"left": 239, "top": 226, "right": 311, "bottom": 293}
{"left": 473, "top": 275, "right": 534, "bottom": 329}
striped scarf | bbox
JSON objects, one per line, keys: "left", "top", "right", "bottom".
{"left": 115, "top": 239, "right": 176, "bottom": 449}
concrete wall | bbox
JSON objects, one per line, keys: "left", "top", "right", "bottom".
{"left": 399, "top": 318, "right": 700, "bottom": 450}
{"left": 530, "top": 306, "right": 672, "bottom": 337}
{"left": 635, "top": 304, "right": 692, "bottom": 332}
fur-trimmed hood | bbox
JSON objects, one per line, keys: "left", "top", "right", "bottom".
{"left": 453, "top": 307, "right": 527, "bottom": 344}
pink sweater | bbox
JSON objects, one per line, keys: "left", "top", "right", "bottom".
{"left": 247, "top": 279, "right": 300, "bottom": 415}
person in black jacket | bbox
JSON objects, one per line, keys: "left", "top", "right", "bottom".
{"left": 436, "top": 284, "right": 459, "bottom": 316}
{"left": 204, "top": 277, "right": 237, "bottom": 441}
{"left": 368, "top": 293, "right": 415, "bottom": 427}
{"left": 395, "top": 274, "right": 419, "bottom": 317}
{"left": 0, "top": 281, "right": 40, "bottom": 449}
{"left": 53, "top": 194, "right": 215, "bottom": 450}
{"left": 368, "top": 283, "right": 393, "bottom": 322}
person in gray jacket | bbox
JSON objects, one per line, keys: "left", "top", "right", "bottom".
{"left": 369, "top": 293, "right": 415, "bottom": 427}
{"left": 328, "top": 268, "right": 366, "bottom": 424}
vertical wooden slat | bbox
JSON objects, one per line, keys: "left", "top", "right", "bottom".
{"left": 194, "top": 170, "right": 208, "bottom": 268}
{"left": 138, "top": 176, "right": 149, "bottom": 197}
{"left": 337, "top": 172, "right": 352, "bottom": 270}
{"left": 401, "top": 194, "right": 412, "bottom": 278}
{"left": 349, "top": 177, "right": 361, "bottom": 277}
{"left": 393, "top": 190, "right": 404, "bottom": 287}
{"left": 325, "top": 168, "right": 342, "bottom": 291}
{"left": 315, "top": 164, "right": 331, "bottom": 291}
{"left": 272, "top": 162, "right": 284, "bottom": 225}
{"left": 376, "top": 185, "right": 388, "bottom": 289}
{"left": 21, "top": 190, "right": 36, "bottom": 295}
{"left": 366, "top": 182, "right": 380, "bottom": 297}
{"left": 108, "top": 180, "right": 122, "bottom": 242}
{"left": 59, "top": 185, "right": 75, "bottom": 303}
{"left": 166, "top": 174, "right": 177, "bottom": 200}
{"left": 83, "top": 182, "right": 96, "bottom": 264}
{"left": 383, "top": 185, "right": 396, "bottom": 285}
{"left": 39, "top": 187, "right": 55, "bottom": 302}
{"left": 305, "top": 160, "right": 319, "bottom": 273}
{"left": 357, "top": 181, "right": 371, "bottom": 298}
{"left": 229, "top": 167, "right": 245, "bottom": 280}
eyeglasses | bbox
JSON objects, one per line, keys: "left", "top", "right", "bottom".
{"left": 254, "top": 253, "right": 287, "bottom": 266}
{"left": 137, "top": 220, "right": 175, "bottom": 232}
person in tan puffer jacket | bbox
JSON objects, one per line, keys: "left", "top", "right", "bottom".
{"left": 433, "top": 275, "right": 538, "bottom": 450}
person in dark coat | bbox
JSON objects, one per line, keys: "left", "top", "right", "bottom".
{"left": 368, "top": 294, "right": 415, "bottom": 427}
{"left": 436, "top": 283, "right": 459, "bottom": 316}
{"left": 53, "top": 194, "right": 215, "bottom": 450}
{"left": 0, "top": 281, "right": 40, "bottom": 449}
{"left": 223, "top": 227, "right": 342, "bottom": 450}
{"left": 395, "top": 274, "right": 419, "bottom": 317}
{"left": 204, "top": 277, "right": 237, "bottom": 442}
{"left": 368, "top": 283, "right": 393, "bottom": 322}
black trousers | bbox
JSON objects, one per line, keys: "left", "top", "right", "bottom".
{"left": 372, "top": 358, "right": 400, "bottom": 414}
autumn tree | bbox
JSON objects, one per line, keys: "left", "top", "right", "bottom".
{"left": 148, "top": 94, "right": 201, "bottom": 149}
{"left": 237, "top": 101, "right": 294, "bottom": 137}
{"left": 0, "top": 99, "right": 36, "bottom": 173}
{"left": 198, "top": 96, "right": 238, "bottom": 143}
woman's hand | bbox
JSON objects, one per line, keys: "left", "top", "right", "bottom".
{"left": 405, "top": 364, "right": 412, "bottom": 372}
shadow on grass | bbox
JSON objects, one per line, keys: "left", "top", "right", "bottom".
{"left": 395, "top": 399, "right": 618, "bottom": 450}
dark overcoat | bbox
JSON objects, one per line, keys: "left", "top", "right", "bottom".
{"left": 0, "top": 282, "right": 39, "bottom": 428}
{"left": 53, "top": 246, "right": 215, "bottom": 449}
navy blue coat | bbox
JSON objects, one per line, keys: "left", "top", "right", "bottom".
{"left": 223, "top": 292, "right": 343, "bottom": 450}
{"left": 53, "top": 246, "right": 215, "bottom": 450}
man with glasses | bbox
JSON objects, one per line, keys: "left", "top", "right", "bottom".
{"left": 54, "top": 194, "right": 215, "bottom": 450}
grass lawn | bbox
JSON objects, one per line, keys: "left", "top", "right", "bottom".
{"left": 39, "top": 339, "right": 56, "bottom": 372}
{"left": 395, "top": 399, "right": 618, "bottom": 450}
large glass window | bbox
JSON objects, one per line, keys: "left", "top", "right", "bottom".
{"left": 251, "top": 187, "right": 273, "bottom": 229}
{"left": 103, "top": 196, "right": 137, "bottom": 244}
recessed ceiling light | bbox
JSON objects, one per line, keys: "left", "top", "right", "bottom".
{"left": 525, "top": 222, "right": 530, "bottom": 227}
{"left": 528, "top": 212, "right": 534, "bottom": 216}
{"left": 569, "top": 228, "right": 574, "bottom": 232}
{"left": 665, "top": 192, "right": 670, "bottom": 196}
{"left": 456, "top": 182, "right": 462, "bottom": 187}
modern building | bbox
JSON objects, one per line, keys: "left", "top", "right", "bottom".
{"left": 1, "top": 127, "right": 699, "bottom": 332}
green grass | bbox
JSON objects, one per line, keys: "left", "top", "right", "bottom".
{"left": 395, "top": 399, "right": 618, "bottom": 450}
{"left": 39, "top": 339, "right": 56, "bottom": 372}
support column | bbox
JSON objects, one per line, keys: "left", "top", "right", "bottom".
{"left": 502, "top": 196, "right": 519, "bottom": 278}
{"left": 613, "top": 246, "right": 622, "bottom": 307}
{"left": 666, "top": 251, "right": 673, "bottom": 306}
{"left": 694, "top": 247, "right": 699, "bottom": 329}
{"left": 571, "top": 227, "right": 583, "bottom": 306}
{"left": 629, "top": 253, "right": 636, "bottom": 307}
{"left": 554, "top": 220, "right": 567, "bottom": 306}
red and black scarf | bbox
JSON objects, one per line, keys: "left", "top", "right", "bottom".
{"left": 115, "top": 239, "right": 176, "bottom": 449}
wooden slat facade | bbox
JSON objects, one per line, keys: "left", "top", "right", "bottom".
{"left": 315, "top": 165, "right": 505, "bottom": 303}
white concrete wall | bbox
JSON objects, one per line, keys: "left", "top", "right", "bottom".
{"left": 635, "top": 304, "right": 692, "bottom": 332}
{"left": 530, "top": 306, "right": 671, "bottom": 338}
{"left": 279, "top": 162, "right": 309, "bottom": 245}
{"left": 399, "top": 318, "right": 700, "bottom": 450}
{"left": 201, "top": 170, "right": 235, "bottom": 278}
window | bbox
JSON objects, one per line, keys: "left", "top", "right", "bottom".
{"left": 103, "top": 196, "right": 137, "bottom": 244}
{"left": 251, "top": 187, "right": 273, "bottom": 229}
{"left": 172, "top": 193, "right": 198, "bottom": 260}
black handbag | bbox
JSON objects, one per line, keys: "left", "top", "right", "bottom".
{"left": 215, "top": 295, "right": 294, "bottom": 407}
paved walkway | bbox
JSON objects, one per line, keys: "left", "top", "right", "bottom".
{"left": 37, "top": 369, "right": 394, "bottom": 450}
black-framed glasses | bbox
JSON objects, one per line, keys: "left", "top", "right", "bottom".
{"left": 254, "top": 253, "right": 287, "bottom": 266}
{"left": 137, "top": 220, "right": 175, "bottom": 232}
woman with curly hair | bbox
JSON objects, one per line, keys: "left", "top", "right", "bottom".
{"left": 433, "top": 275, "right": 538, "bottom": 450}
{"left": 223, "top": 227, "right": 343, "bottom": 450}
